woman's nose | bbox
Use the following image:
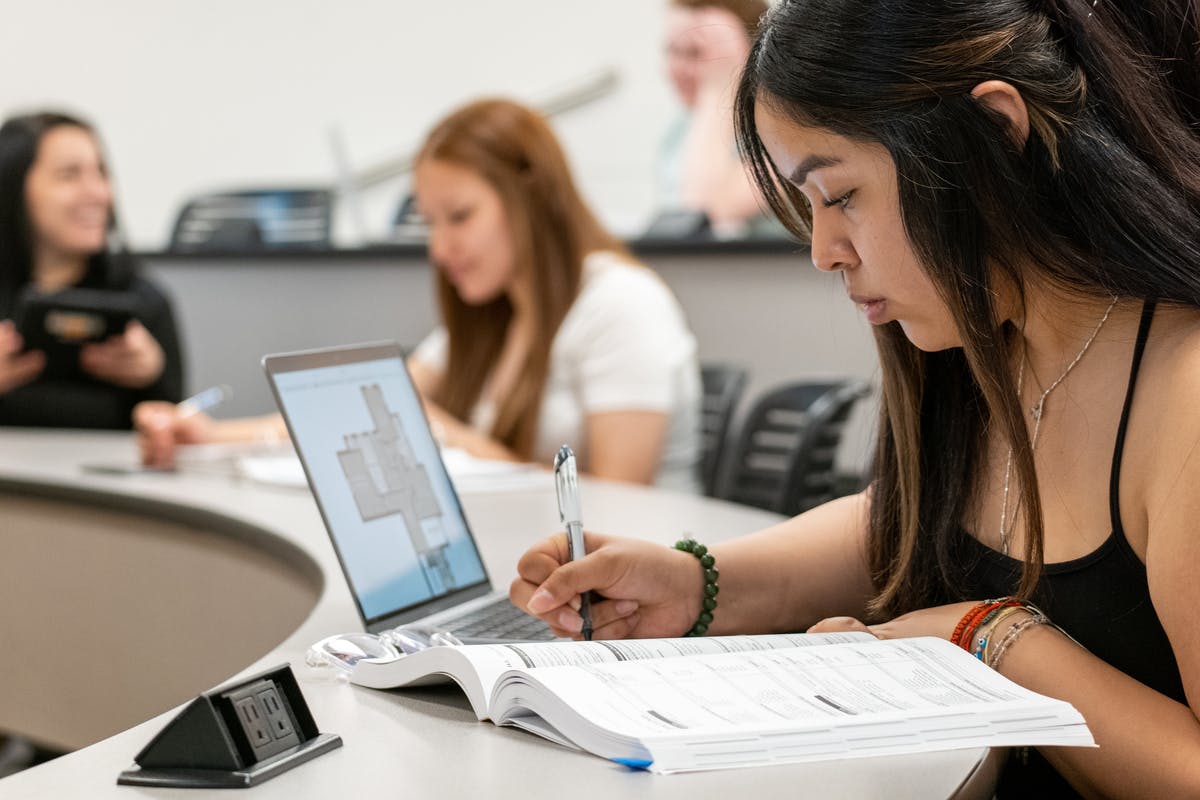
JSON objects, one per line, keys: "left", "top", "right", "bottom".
{"left": 809, "top": 215, "right": 856, "bottom": 273}
{"left": 427, "top": 227, "right": 452, "bottom": 265}
{"left": 83, "top": 170, "right": 112, "bottom": 204}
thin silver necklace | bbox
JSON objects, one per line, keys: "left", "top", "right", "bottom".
{"left": 998, "top": 296, "right": 1119, "bottom": 555}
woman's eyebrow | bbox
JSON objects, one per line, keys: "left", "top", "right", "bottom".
{"left": 788, "top": 154, "right": 842, "bottom": 185}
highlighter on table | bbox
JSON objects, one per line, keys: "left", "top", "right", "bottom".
{"left": 176, "top": 383, "right": 232, "bottom": 418}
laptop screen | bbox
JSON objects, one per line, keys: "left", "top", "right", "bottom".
{"left": 265, "top": 343, "right": 490, "bottom": 626}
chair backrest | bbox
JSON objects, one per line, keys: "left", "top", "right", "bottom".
{"left": 697, "top": 363, "right": 748, "bottom": 496}
{"left": 169, "top": 188, "right": 333, "bottom": 252}
{"left": 717, "top": 379, "right": 871, "bottom": 516}
{"left": 390, "top": 193, "right": 428, "bottom": 243}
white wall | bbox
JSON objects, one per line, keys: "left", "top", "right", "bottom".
{"left": 0, "top": 0, "right": 678, "bottom": 249}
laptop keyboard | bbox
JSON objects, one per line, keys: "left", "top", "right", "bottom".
{"left": 447, "top": 597, "right": 557, "bottom": 641}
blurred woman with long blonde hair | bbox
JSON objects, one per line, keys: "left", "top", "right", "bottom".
{"left": 138, "top": 99, "right": 701, "bottom": 490}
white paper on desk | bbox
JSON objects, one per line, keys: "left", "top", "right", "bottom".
{"left": 237, "top": 454, "right": 309, "bottom": 488}
{"left": 231, "top": 447, "right": 548, "bottom": 492}
{"left": 439, "top": 447, "right": 549, "bottom": 493}
{"left": 175, "top": 441, "right": 289, "bottom": 463}
{"left": 171, "top": 442, "right": 296, "bottom": 482}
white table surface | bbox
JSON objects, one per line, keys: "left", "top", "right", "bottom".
{"left": 0, "top": 429, "right": 991, "bottom": 799}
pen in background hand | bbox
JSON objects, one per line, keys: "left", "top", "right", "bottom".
{"left": 554, "top": 444, "right": 593, "bottom": 641}
{"left": 176, "top": 384, "right": 232, "bottom": 418}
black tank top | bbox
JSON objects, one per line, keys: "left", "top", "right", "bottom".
{"left": 953, "top": 301, "right": 1184, "bottom": 794}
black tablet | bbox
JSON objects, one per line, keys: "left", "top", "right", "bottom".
{"left": 15, "top": 287, "right": 141, "bottom": 352}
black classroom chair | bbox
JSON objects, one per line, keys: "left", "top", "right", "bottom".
{"left": 168, "top": 188, "right": 333, "bottom": 252}
{"left": 697, "top": 363, "right": 748, "bottom": 497}
{"left": 716, "top": 379, "right": 871, "bottom": 516}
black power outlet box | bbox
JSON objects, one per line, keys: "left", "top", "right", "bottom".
{"left": 117, "top": 663, "right": 341, "bottom": 788}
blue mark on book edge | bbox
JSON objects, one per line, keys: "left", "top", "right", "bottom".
{"left": 611, "top": 757, "right": 653, "bottom": 770}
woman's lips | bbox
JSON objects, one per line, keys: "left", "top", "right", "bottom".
{"left": 850, "top": 294, "right": 887, "bottom": 324}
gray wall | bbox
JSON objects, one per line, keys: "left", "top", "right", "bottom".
{"left": 145, "top": 249, "right": 881, "bottom": 471}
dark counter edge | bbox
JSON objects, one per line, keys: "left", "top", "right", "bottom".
{"left": 142, "top": 236, "right": 810, "bottom": 263}
{"left": 0, "top": 475, "right": 325, "bottom": 596}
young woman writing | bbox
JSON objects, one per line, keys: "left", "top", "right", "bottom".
{"left": 512, "top": 2, "right": 1200, "bottom": 795}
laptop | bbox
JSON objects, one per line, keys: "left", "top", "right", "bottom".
{"left": 262, "top": 341, "right": 555, "bottom": 644}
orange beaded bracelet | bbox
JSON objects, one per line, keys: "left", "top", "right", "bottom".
{"left": 951, "top": 598, "right": 1023, "bottom": 650}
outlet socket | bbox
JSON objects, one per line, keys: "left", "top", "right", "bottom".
{"left": 224, "top": 679, "right": 300, "bottom": 761}
{"left": 257, "top": 685, "right": 297, "bottom": 741}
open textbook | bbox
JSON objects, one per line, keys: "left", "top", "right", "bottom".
{"left": 350, "top": 632, "right": 1093, "bottom": 773}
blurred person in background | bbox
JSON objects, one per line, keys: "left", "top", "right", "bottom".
{"left": 0, "top": 111, "right": 182, "bottom": 428}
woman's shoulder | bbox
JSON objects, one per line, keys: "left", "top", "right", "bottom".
{"left": 1151, "top": 305, "right": 1200, "bottom": 392}
{"left": 557, "top": 252, "right": 693, "bottom": 347}
{"left": 579, "top": 251, "right": 675, "bottom": 304}
{"left": 1140, "top": 305, "right": 1200, "bottom": 462}
{"left": 1135, "top": 306, "right": 1200, "bottom": 569}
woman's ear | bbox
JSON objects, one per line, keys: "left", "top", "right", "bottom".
{"left": 971, "top": 80, "right": 1031, "bottom": 146}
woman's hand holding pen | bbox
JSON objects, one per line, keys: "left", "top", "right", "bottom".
{"left": 511, "top": 532, "right": 704, "bottom": 640}
{"left": 133, "top": 385, "right": 231, "bottom": 468}
{"left": 133, "top": 400, "right": 215, "bottom": 468}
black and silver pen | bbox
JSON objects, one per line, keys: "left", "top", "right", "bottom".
{"left": 553, "top": 444, "right": 593, "bottom": 640}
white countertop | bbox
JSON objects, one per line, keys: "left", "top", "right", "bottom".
{"left": 0, "top": 429, "right": 989, "bottom": 799}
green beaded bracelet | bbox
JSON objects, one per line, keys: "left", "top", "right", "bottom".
{"left": 674, "top": 538, "right": 718, "bottom": 636}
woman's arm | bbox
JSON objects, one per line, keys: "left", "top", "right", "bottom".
{"left": 420, "top": 399, "right": 523, "bottom": 463}
{"left": 514, "top": 490, "right": 875, "bottom": 638}
{"left": 407, "top": 354, "right": 525, "bottom": 462}
{"left": 585, "top": 409, "right": 669, "bottom": 484}
{"left": 406, "top": 355, "right": 441, "bottom": 400}
{"left": 707, "top": 491, "right": 876, "bottom": 634}
{"left": 133, "top": 403, "right": 286, "bottom": 467}
{"left": 1000, "top": 624, "right": 1200, "bottom": 797}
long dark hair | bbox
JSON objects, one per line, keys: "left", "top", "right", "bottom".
{"left": 416, "top": 99, "right": 630, "bottom": 459}
{"left": 734, "top": 0, "right": 1200, "bottom": 616}
{"left": 0, "top": 111, "right": 132, "bottom": 314}
{"left": 1113, "top": 0, "right": 1200, "bottom": 128}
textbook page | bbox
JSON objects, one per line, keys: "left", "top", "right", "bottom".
{"left": 350, "top": 632, "right": 875, "bottom": 720}
{"left": 490, "top": 637, "right": 1093, "bottom": 773}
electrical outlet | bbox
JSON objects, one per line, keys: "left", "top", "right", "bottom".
{"left": 256, "top": 685, "right": 297, "bottom": 741}
{"left": 234, "top": 696, "right": 272, "bottom": 752}
{"left": 224, "top": 679, "right": 300, "bottom": 761}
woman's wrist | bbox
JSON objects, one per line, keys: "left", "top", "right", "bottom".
{"left": 669, "top": 546, "right": 706, "bottom": 633}
{"left": 673, "top": 538, "right": 719, "bottom": 636}
{"left": 950, "top": 599, "right": 1064, "bottom": 671}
